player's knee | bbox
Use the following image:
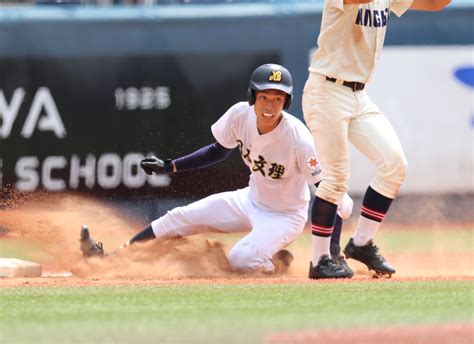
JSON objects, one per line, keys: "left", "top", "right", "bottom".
{"left": 318, "top": 176, "right": 349, "bottom": 204}
{"left": 330, "top": 167, "right": 350, "bottom": 192}
{"left": 398, "top": 156, "right": 408, "bottom": 182}
{"left": 384, "top": 152, "right": 408, "bottom": 184}
{"left": 228, "top": 247, "right": 255, "bottom": 273}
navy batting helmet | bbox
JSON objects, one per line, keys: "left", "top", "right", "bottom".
{"left": 247, "top": 63, "right": 293, "bottom": 110}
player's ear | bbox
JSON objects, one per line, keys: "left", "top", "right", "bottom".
{"left": 247, "top": 89, "right": 256, "bottom": 106}
{"left": 284, "top": 94, "right": 292, "bottom": 110}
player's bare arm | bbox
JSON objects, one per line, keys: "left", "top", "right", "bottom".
{"left": 410, "top": 0, "right": 451, "bottom": 11}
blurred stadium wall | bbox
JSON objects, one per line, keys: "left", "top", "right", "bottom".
{"left": 0, "top": 1, "right": 472, "bottom": 224}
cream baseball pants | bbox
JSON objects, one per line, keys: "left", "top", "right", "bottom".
{"left": 302, "top": 73, "right": 407, "bottom": 204}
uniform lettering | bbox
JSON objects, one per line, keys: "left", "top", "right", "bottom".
{"left": 364, "top": 9, "right": 372, "bottom": 27}
{"left": 236, "top": 140, "right": 286, "bottom": 179}
{"left": 356, "top": 9, "right": 363, "bottom": 25}
{"left": 268, "top": 163, "right": 285, "bottom": 179}
{"left": 252, "top": 156, "right": 267, "bottom": 176}
{"left": 237, "top": 139, "right": 252, "bottom": 164}
{"left": 356, "top": 8, "right": 389, "bottom": 28}
{"left": 381, "top": 9, "right": 388, "bottom": 26}
{"left": 374, "top": 10, "right": 381, "bottom": 27}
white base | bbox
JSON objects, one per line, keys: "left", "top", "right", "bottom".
{"left": 0, "top": 258, "right": 42, "bottom": 277}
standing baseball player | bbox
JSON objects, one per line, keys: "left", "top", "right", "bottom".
{"left": 80, "top": 63, "right": 354, "bottom": 277}
{"left": 303, "top": 0, "right": 451, "bottom": 278}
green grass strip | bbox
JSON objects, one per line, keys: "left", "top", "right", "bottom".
{"left": 1, "top": 280, "right": 472, "bottom": 344}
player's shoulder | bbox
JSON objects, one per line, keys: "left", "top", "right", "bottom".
{"left": 219, "top": 101, "right": 250, "bottom": 123}
{"left": 227, "top": 101, "right": 251, "bottom": 116}
{"left": 282, "top": 112, "right": 314, "bottom": 145}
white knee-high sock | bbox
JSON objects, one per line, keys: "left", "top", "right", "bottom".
{"left": 353, "top": 216, "right": 380, "bottom": 246}
{"left": 312, "top": 235, "right": 331, "bottom": 265}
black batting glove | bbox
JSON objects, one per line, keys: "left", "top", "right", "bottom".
{"left": 140, "top": 156, "right": 174, "bottom": 175}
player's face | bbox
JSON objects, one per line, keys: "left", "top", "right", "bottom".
{"left": 254, "top": 89, "right": 286, "bottom": 134}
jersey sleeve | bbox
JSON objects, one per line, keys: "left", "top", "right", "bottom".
{"left": 210, "top": 103, "right": 241, "bottom": 149}
{"left": 296, "top": 138, "right": 323, "bottom": 185}
{"left": 390, "top": 0, "right": 414, "bottom": 17}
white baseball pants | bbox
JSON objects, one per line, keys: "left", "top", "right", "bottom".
{"left": 151, "top": 187, "right": 307, "bottom": 273}
{"left": 302, "top": 73, "right": 407, "bottom": 204}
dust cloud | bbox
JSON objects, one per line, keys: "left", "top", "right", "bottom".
{"left": 0, "top": 191, "right": 234, "bottom": 279}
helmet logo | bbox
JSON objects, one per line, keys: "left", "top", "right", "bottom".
{"left": 268, "top": 70, "right": 282, "bottom": 83}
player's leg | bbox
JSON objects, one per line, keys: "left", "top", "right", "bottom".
{"left": 346, "top": 94, "right": 407, "bottom": 275}
{"left": 80, "top": 189, "right": 251, "bottom": 257}
{"left": 330, "top": 215, "right": 343, "bottom": 256}
{"left": 330, "top": 215, "right": 353, "bottom": 277}
{"left": 302, "top": 73, "right": 354, "bottom": 278}
{"left": 227, "top": 209, "right": 306, "bottom": 274}
{"left": 151, "top": 188, "right": 251, "bottom": 238}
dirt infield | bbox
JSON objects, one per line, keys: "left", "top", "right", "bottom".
{"left": 265, "top": 323, "right": 474, "bottom": 344}
{"left": 1, "top": 192, "right": 473, "bottom": 287}
{"left": 2, "top": 274, "right": 473, "bottom": 288}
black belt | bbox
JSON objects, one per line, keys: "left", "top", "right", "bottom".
{"left": 326, "top": 76, "right": 365, "bottom": 91}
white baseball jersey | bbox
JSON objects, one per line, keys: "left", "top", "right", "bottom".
{"left": 151, "top": 101, "right": 353, "bottom": 273}
{"left": 309, "top": 0, "right": 414, "bottom": 83}
{"left": 211, "top": 101, "right": 322, "bottom": 215}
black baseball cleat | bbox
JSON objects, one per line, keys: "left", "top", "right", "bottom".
{"left": 330, "top": 244, "right": 354, "bottom": 278}
{"left": 272, "top": 249, "right": 294, "bottom": 274}
{"left": 343, "top": 238, "right": 396, "bottom": 277}
{"left": 308, "top": 255, "right": 349, "bottom": 279}
{"left": 79, "top": 224, "right": 104, "bottom": 258}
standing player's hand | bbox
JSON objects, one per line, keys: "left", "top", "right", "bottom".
{"left": 337, "top": 193, "right": 354, "bottom": 220}
{"left": 140, "top": 156, "right": 174, "bottom": 175}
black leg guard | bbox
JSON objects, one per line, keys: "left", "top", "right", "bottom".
{"left": 330, "top": 215, "right": 343, "bottom": 254}
{"left": 129, "top": 225, "right": 156, "bottom": 245}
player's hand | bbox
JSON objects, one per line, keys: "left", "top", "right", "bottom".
{"left": 140, "top": 156, "right": 174, "bottom": 175}
{"left": 337, "top": 193, "right": 354, "bottom": 220}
